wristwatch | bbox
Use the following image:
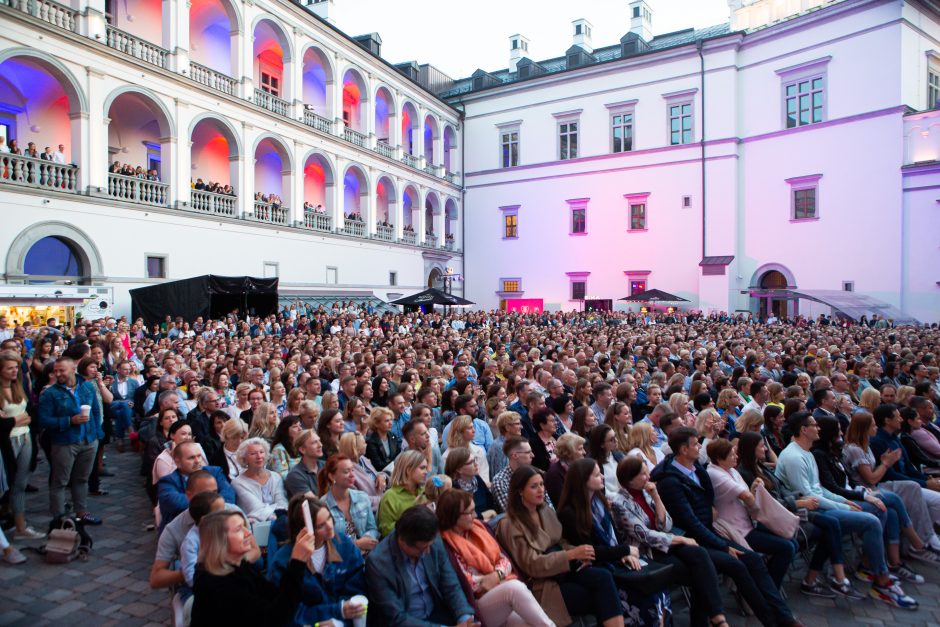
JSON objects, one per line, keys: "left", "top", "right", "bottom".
{"left": 495, "top": 568, "right": 506, "bottom": 581}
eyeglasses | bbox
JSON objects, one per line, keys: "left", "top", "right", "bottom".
{"left": 460, "top": 508, "right": 476, "bottom": 517}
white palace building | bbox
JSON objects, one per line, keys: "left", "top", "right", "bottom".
{"left": 0, "top": 0, "right": 939, "bottom": 322}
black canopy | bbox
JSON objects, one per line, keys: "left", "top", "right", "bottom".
{"left": 130, "top": 275, "right": 279, "bottom": 325}
{"left": 619, "top": 289, "right": 690, "bottom": 303}
{"left": 390, "top": 288, "right": 474, "bottom": 307}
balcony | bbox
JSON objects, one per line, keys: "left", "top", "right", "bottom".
{"left": 106, "top": 25, "right": 169, "bottom": 69}
{"left": 445, "top": 239, "right": 456, "bottom": 251}
{"left": 190, "top": 62, "right": 237, "bottom": 96}
{"left": 375, "top": 141, "right": 395, "bottom": 159}
{"left": 341, "top": 218, "right": 366, "bottom": 238}
{"left": 401, "top": 153, "right": 419, "bottom": 169}
{"left": 423, "top": 164, "right": 438, "bottom": 176}
{"left": 374, "top": 224, "right": 394, "bottom": 241}
{"left": 6, "top": 0, "right": 77, "bottom": 32}
{"left": 107, "top": 172, "right": 168, "bottom": 206}
{"left": 401, "top": 231, "right": 417, "bottom": 245}
{"left": 423, "top": 234, "right": 439, "bottom": 248}
{"left": 445, "top": 171, "right": 459, "bottom": 184}
{"left": 254, "top": 88, "right": 289, "bottom": 117}
{"left": 302, "top": 211, "right": 332, "bottom": 232}
{"left": 247, "top": 201, "right": 289, "bottom": 225}
{"left": 302, "top": 109, "right": 333, "bottom": 134}
{"left": 343, "top": 127, "right": 367, "bottom": 147}
{"left": 0, "top": 154, "right": 78, "bottom": 193}
{"left": 190, "top": 189, "right": 237, "bottom": 217}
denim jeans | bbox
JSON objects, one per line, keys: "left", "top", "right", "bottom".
{"left": 824, "top": 508, "right": 887, "bottom": 575}
{"left": 110, "top": 401, "right": 133, "bottom": 440}
{"left": 706, "top": 546, "right": 794, "bottom": 627}
{"left": 746, "top": 525, "right": 797, "bottom": 589}
{"left": 9, "top": 432, "right": 31, "bottom": 515}
{"left": 808, "top": 512, "right": 845, "bottom": 569}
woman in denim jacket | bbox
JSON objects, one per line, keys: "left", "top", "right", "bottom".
{"left": 318, "top": 455, "right": 379, "bottom": 555}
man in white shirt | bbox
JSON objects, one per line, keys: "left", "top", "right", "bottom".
{"left": 742, "top": 381, "right": 769, "bottom": 415}
{"left": 52, "top": 144, "right": 67, "bottom": 164}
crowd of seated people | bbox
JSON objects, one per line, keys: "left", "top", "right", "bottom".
{"left": 109, "top": 161, "right": 160, "bottom": 181}
{"left": 191, "top": 178, "right": 235, "bottom": 195}
{"left": 1, "top": 306, "right": 940, "bottom": 625}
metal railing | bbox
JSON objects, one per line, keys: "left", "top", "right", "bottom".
{"left": 107, "top": 173, "right": 168, "bottom": 206}
{"left": 106, "top": 25, "right": 169, "bottom": 69}
{"left": 7, "top": 0, "right": 77, "bottom": 31}
{"left": 341, "top": 218, "right": 365, "bottom": 237}
{"left": 0, "top": 154, "right": 78, "bottom": 192}
{"left": 302, "top": 211, "right": 332, "bottom": 232}
{"left": 343, "top": 127, "right": 367, "bottom": 147}
{"left": 254, "top": 88, "right": 290, "bottom": 117}
{"left": 302, "top": 109, "right": 333, "bottom": 134}
{"left": 190, "top": 189, "right": 237, "bottom": 217}
{"left": 374, "top": 224, "right": 394, "bottom": 241}
{"left": 248, "top": 201, "right": 289, "bottom": 225}
{"left": 401, "top": 153, "right": 419, "bottom": 169}
{"left": 400, "top": 231, "right": 417, "bottom": 245}
{"left": 374, "top": 142, "right": 395, "bottom": 159}
{"left": 190, "top": 62, "right": 237, "bottom": 96}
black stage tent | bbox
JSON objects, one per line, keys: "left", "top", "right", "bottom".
{"left": 619, "top": 288, "right": 690, "bottom": 303}
{"left": 390, "top": 288, "right": 474, "bottom": 313}
{"left": 130, "top": 275, "right": 278, "bottom": 325}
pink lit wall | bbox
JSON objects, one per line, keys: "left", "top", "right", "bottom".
{"left": 342, "top": 73, "right": 363, "bottom": 131}
{"left": 190, "top": 121, "right": 230, "bottom": 185}
{"left": 304, "top": 158, "right": 327, "bottom": 208}
{"left": 401, "top": 105, "right": 416, "bottom": 155}
{"left": 111, "top": 0, "right": 163, "bottom": 47}
{"left": 0, "top": 59, "right": 72, "bottom": 159}
{"left": 376, "top": 179, "right": 391, "bottom": 222}
{"left": 190, "top": 0, "right": 233, "bottom": 76}
{"left": 253, "top": 21, "right": 285, "bottom": 91}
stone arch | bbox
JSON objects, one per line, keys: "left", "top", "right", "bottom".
{"left": 103, "top": 85, "right": 176, "bottom": 138}
{"left": 749, "top": 263, "right": 797, "bottom": 320}
{"left": 0, "top": 47, "right": 87, "bottom": 114}
{"left": 250, "top": 14, "right": 294, "bottom": 61}
{"left": 749, "top": 263, "right": 796, "bottom": 288}
{"left": 251, "top": 132, "right": 294, "bottom": 171}
{"left": 188, "top": 113, "right": 242, "bottom": 157}
{"left": 5, "top": 221, "right": 104, "bottom": 281}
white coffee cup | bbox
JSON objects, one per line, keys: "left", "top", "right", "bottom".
{"left": 80, "top": 404, "right": 91, "bottom": 418}
{"left": 348, "top": 594, "right": 368, "bottom": 627}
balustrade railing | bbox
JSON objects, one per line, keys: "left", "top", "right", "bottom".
{"left": 254, "top": 88, "right": 290, "bottom": 116}
{"left": 190, "top": 62, "right": 237, "bottom": 96}
{"left": 248, "top": 201, "right": 289, "bottom": 225}
{"left": 106, "top": 25, "right": 169, "bottom": 69}
{"left": 444, "top": 171, "right": 459, "bottom": 184}
{"left": 302, "top": 211, "right": 332, "bottom": 232}
{"left": 0, "top": 154, "right": 78, "bottom": 192}
{"left": 374, "top": 224, "right": 394, "bottom": 241}
{"left": 342, "top": 218, "right": 365, "bottom": 237}
{"left": 375, "top": 142, "right": 395, "bottom": 159}
{"left": 423, "top": 235, "right": 439, "bottom": 248}
{"left": 302, "top": 109, "right": 333, "bottom": 134}
{"left": 107, "top": 173, "right": 168, "bottom": 206}
{"left": 343, "top": 127, "right": 367, "bottom": 147}
{"left": 445, "top": 239, "right": 456, "bottom": 251}
{"left": 401, "top": 231, "right": 417, "bottom": 245}
{"left": 401, "top": 153, "right": 419, "bottom": 169}
{"left": 423, "top": 164, "right": 437, "bottom": 176}
{"left": 7, "top": 0, "right": 77, "bottom": 31}
{"left": 190, "top": 189, "right": 237, "bottom": 217}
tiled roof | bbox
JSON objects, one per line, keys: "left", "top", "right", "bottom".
{"left": 439, "top": 23, "right": 733, "bottom": 98}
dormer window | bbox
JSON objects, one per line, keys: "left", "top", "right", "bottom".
{"left": 575, "top": 24, "right": 582, "bottom": 35}
{"left": 512, "top": 39, "right": 518, "bottom": 49}
{"left": 633, "top": 6, "right": 640, "bottom": 17}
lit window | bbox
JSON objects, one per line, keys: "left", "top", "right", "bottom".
{"left": 784, "top": 77, "right": 823, "bottom": 128}
{"left": 503, "top": 279, "right": 520, "bottom": 292}
{"left": 669, "top": 103, "right": 692, "bottom": 145}
{"left": 612, "top": 113, "right": 633, "bottom": 153}
{"left": 504, "top": 214, "right": 517, "bottom": 238}
{"left": 260, "top": 72, "right": 280, "bottom": 97}
{"left": 630, "top": 280, "right": 646, "bottom": 296}
{"left": 559, "top": 121, "right": 578, "bottom": 160}
{"left": 501, "top": 131, "right": 519, "bottom": 168}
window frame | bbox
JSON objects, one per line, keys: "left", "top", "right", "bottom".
{"left": 496, "top": 121, "right": 522, "bottom": 169}
{"left": 553, "top": 109, "right": 582, "bottom": 162}
{"left": 499, "top": 204, "right": 520, "bottom": 240}
{"left": 662, "top": 89, "right": 697, "bottom": 146}
{"left": 775, "top": 56, "right": 830, "bottom": 129}
{"left": 624, "top": 270, "right": 651, "bottom": 297}
{"left": 566, "top": 271, "right": 590, "bottom": 304}
{"left": 623, "top": 192, "right": 651, "bottom": 232}
{"left": 389, "top": 271, "right": 397, "bottom": 286}
{"left": 786, "top": 174, "right": 822, "bottom": 222}
{"left": 262, "top": 261, "right": 279, "bottom": 278}
{"left": 566, "top": 197, "right": 589, "bottom": 236}
{"left": 606, "top": 99, "right": 638, "bottom": 154}
{"left": 145, "top": 254, "right": 167, "bottom": 279}
{"left": 928, "top": 52, "right": 940, "bottom": 110}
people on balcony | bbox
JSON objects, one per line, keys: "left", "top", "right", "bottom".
{"left": 303, "top": 202, "right": 327, "bottom": 215}
{"left": 110, "top": 162, "right": 161, "bottom": 181}
{"left": 255, "top": 192, "right": 283, "bottom": 209}
{"left": 344, "top": 212, "right": 364, "bottom": 222}
{"left": 192, "top": 179, "right": 235, "bottom": 195}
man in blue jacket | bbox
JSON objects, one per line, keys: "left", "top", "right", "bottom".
{"left": 38, "top": 357, "right": 104, "bottom": 525}
{"left": 653, "top": 426, "right": 801, "bottom": 627}
{"left": 156, "top": 441, "right": 236, "bottom": 535}
{"left": 366, "top": 506, "right": 476, "bottom": 627}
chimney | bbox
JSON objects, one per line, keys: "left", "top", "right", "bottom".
{"left": 572, "top": 19, "right": 593, "bottom": 53}
{"left": 508, "top": 34, "right": 530, "bottom": 73}
{"left": 304, "top": 0, "right": 335, "bottom": 24}
{"left": 629, "top": 0, "right": 653, "bottom": 42}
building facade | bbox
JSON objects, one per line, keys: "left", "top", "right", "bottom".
{"left": 0, "top": 0, "right": 463, "bottom": 318}
{"left": 448, "top": 0, "right": 940, "bottom": 322}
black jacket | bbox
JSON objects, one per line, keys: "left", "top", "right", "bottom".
{"left": 651, "top": 455, "right": 731, "bottom": 551}
{"left": 811, "top": 447, "right": 864, "bottom": 501}
{"left": 191, "top": 559, "right": 304, "bottom": 627}
{"left": 365, "top": 430, "right": 401, "bottom": 473}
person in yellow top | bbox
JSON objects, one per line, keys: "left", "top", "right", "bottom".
{"left": 376, "top": 449, "right": 428, "bottom": 536}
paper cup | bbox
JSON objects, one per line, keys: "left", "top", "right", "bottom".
{"left": 80, "top": 404, "right": 91, "bottom": 417}
{"left": 349, "top": 594, "right": 368, "bottom": 627}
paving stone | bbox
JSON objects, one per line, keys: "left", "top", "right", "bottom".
{"left": 42, "top": 600, "right": 86, "bottom": 620}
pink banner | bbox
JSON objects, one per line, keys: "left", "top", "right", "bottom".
{"left": 505, "top": 298, "right": 543, "bottom": 313}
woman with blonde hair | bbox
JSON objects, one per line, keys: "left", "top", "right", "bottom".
{"left": 297, "top": 399, "right": 319, "bottom": 430}
{"left": 895, "top": 385, "right": 916, "bottom": 408}
{"left": 716, "top": 387, "right": 742, "bottom": 436}
{"left": 735, "top": 408, "right": 765, "bottom": 436}
{"left": 859, "top": 387, "right": 882, "bottom": 413}
{"left": 191, "top": 509, "right": 314, "bottom": 625}
{"left": 247, "top": 402, "right": 279, "bottom": 442}
{"left": 377, "top": 449, "right": 429, "bottom": 536}
{"left": 694, "top": 408, "right": 723, "bottom": 465}
{"left": 0, "top": 350, "right": 41, "bottom": 539}
{"left": 213, "top": 417, "right": 247, "bottom": 481}
{"left": 625, "top": 421, "right": 664, "bottom": 472}
{"left": 225, "top": 383, "right": 254, "bottom": 420}
{"left": 443, "top": 414, "right": 490, "bottom": 485}
{"left": 338, "top": 431, "right": 386, "bottom": 509}
{"left": 364, "top": 406, "right": 400, "bottom": 473}
{"left": 668, "top": 393, "right": 695, "bottom": 427}
{"left": 320, "top": 391, "right": 340, "bottom": 412}
{"left": 282, "top": 387, "right": 305, "bottom": 418}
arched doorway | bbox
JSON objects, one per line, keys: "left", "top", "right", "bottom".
{"left": 751, "top": 264, "right": 796, "bottom": 320}
{"left": 427, "top": 267, "right": 443, "bottom": 290}
{"left": 6, "top": 223, "right": 102, "bottom": 285}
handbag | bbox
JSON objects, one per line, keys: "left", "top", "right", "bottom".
{"left": 608, "top": 560, "right": 674, "bottom": 596}
{"left": 751, "top": 484, "right": 800, "bottom": 539}
{"left": 44, "top": 518, "right": 81, "bottom": 564}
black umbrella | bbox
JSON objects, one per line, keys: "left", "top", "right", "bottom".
{"left": 390, "top": 288, "right": 474, "bottom": 307}
{"left": 619, "top": 288, "right": 690, "bottom": 303}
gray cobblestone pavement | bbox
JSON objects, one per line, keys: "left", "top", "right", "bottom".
{"left": 2, "top": 445, "right": 940, "bottom": 626}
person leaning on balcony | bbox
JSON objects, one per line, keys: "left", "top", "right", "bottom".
{"left": 0, "top": 137, "right": 9, "bottom": 153}
{"left": 41, "top": 146, "right": 53, "bottom": 160}
{"left": 53, "top": 144, "right": 67, "bottom": 164}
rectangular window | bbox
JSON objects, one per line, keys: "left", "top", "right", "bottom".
{"left": 389, "top": 271, "right": 397, "bottom": 286}
{"left": 630, "top": 280, "right": 647, "bottom": 296}
{"left": 571, "top": 208, "right": 586, "bottom": 234}
{"left": 669, "top": 104, "right": 692, "bottom": 145}
{"left": 263, "top": 262, "right": 278, "bottom": 278}
{"left": 559, "top": 122, "right": 578, "bottom": 160}
{"left": 501, "top": 131, "right": 519, "bottom": 168}
{"left": 146, "top": 255, "right": 166, "bottom": 279}
{"left": 682, "top": 195, "right": 692, "bottom": 208}
{"left": 793, "top": 188, "right": 816, "bottom": 219}
{"left": 502, "top": 279, "right": 520, "bottom": 292}
{"left": 612, "top": 113, "right": 633, "bottom": 153}
{"left": 630, "top": 203, "right": 647, "bottom": 230}
{"left": 504, "top": 213, "right": 518, "bottom": 238}
{"left": 260, "top": 72, "right": 280, "bottom": 96}
{"left": 571, "top": 281, "right": 586, "bottom": 301}
{"left": 930, "top": 69, "right": 940, "bottom": 109}
{"left": 785, "top": 77, "right": 824, "bottom": 128}
{"left": 326, "top": 266, "right": 338, "bottom": 284}
{"left": 842, "top": 281, "right": 854, "bottom": 292}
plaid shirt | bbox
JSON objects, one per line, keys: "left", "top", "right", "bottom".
{"left": 491, "top": 466, "right": 554, "bottom": 514}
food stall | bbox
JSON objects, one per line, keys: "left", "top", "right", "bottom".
{"left": 0, "top": 285, "right": 114, "bottom": 328}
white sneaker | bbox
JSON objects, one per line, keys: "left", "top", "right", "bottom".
{"left": 13, "top": 527, "right": 45, "bottom": 541}
{"left": 928, "top": 534, "right": 940, "bottom": 552}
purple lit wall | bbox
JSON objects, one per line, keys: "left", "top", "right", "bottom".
{"left": 254, "top": 138, "right": 284, "bottom": 198}
{"left": 304, "top": 155, "right": 329, "bottom": 208}
{"left": 343, "top": 168, "right": 364, "bottom": 215}
{"left": 402, "top": 186, "right": 416, "bottom": 226}
{"left": 107, "top": 93, "right": 162, "bottom": 175}
{"left": 0, "top": 58, "right": 72, "bottom": 158}
{"left": 401, "top": 103, "right": 417, "bottom": 155}
{"left": 424, "top": 116, "right": 435, "bottom": 164}
{"left": 374, "top": 89, "right": 391, "bottom": 142}
{"left": 190, "top": 119, "right": 231, "bottom": 185}
{"left": 443, "top": 126, "right": 454, "bottom": 171}
{"left": 302, "top": 48, "right": 329, "bottom": 114}
{"left": 254, "top": 20, "right": 286, "bottom": 93}
{"left": 111, "top": 0, "right": 163, "bottom": 47}
{"left": 190, "top": 0, "right": 233, "bottom": 75}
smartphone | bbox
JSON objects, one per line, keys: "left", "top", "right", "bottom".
{"left": 302, "top": 499, "right": 314, "bottom": 536}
